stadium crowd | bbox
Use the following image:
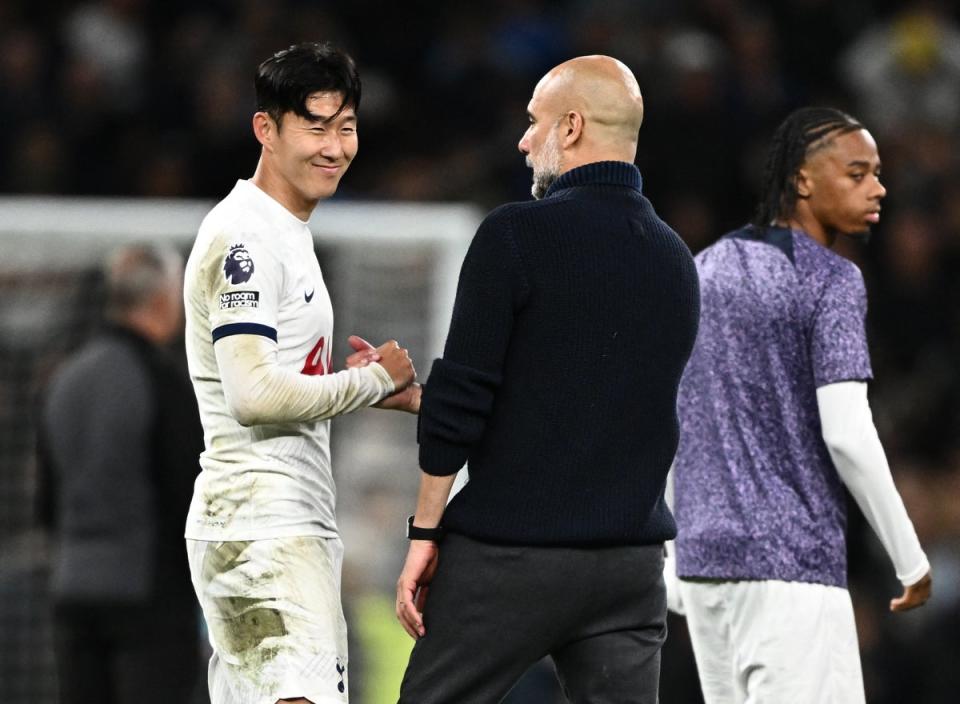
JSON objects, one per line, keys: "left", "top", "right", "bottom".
{"left": 2, "top": 0, "right": 958, "bottom": 702}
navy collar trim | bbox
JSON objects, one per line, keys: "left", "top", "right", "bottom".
{"left": 726, "top": 224, "right": 796, "bottom": 265}
{"left": 544, "top": 161, "right": 643, "bottom": 198}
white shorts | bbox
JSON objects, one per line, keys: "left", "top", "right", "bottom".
{"left": 678, "top": 579, "right": 864, "bottom": 704}
{"left": 187, "top": 536, "right": 349, "bottom": 704}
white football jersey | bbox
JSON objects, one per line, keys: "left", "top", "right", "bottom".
{"left": 184, "top": 179, "right": 379, "bottom": 541}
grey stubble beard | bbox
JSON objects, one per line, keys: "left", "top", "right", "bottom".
{"left": 529, "top": 131, "right": 562, "bottom": 200}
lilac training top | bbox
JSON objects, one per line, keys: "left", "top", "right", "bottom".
{"left": 674, "top": 225, "right": 872, "bottom": 588}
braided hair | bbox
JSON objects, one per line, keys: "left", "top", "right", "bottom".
{"left": 752, "top": 107, "right": 863, "bottom": 228}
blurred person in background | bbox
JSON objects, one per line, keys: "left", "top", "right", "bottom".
{"left": 395, "top": 55, "right": 699, "bottom": 703}
{"left": 182, "top": 41, "right": 417, "bottom": 704}
{"left": 841, "top": 4, "right": 960, "bottom": 138}
{"left": 667, "top": 107, "right": 932, "bottom": 704}
{"left": 38, "top": 244, "right": 203, "bottom": 704}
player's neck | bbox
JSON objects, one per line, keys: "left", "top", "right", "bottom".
{"left": 251, "top": 161, "right": 317, "bottom": 222}
{"left": 780, "top": 209, "right": 836, "bottom": 249}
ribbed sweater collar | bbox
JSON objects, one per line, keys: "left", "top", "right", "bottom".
{"left": 545, "top": 160, "right": 643, "bottom": 198}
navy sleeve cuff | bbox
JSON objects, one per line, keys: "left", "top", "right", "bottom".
{"left": 418, "top": 438, "right": 469, "bottom": 476}
{"left": 212, "top": 322, "right": 278, "bottom": 343}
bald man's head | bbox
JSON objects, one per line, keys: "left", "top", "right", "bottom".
{"left": 519, "top": 56, "right": 644, "bottom": 198}
{"left": 540, "top": 56, "right": 644, "bottom": 139}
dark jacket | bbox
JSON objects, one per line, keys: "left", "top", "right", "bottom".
{"left": 39, "top": 325, "right": 202, "bottom": 605}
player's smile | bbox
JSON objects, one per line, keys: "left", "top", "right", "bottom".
{"left": 311, "top": 162, "right": 343, "bottom": 175}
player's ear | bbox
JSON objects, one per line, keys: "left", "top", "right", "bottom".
{"left": 561, "top": 111, "right": 584, "bottom": 148}
{"left": 253, "top": 112, "right": 276, "bottom": 150}
{"left": 794, "top": 167, "right": 813, "bottom": 199}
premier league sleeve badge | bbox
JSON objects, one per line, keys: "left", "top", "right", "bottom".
{"left": 223, "top": 243, "right": 255, "bottom": 285}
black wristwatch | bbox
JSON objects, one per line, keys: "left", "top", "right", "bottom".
{"left": 406, "top": 515, "right": 445, "bottom": 542}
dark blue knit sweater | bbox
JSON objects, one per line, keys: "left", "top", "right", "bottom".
{"left": 418, "top": 161, "right": 700, "bottom": 545}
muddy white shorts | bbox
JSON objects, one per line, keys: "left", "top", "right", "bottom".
{"left": 678, "top": 579, "right": 865, "bottom": 704}
{"left": 187, "top": 536, "right": 349, "bottom": 704}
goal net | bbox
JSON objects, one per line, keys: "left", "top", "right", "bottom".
{"left": 0, "top": 195, "right": 480, "bottom": 704}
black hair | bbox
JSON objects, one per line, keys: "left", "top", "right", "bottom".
{"left": 752, "top": 107, "right": 864, "bottom": 227}
{"left": 255, "top": 41, "right": 361, "bottom": 127}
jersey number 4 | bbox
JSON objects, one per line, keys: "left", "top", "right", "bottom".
{"left": 301, "top": 337, "right": 332, "bottom": 376}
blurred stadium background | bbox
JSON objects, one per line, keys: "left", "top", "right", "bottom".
{"left": 1, "top": 1, "right": 958, "bottom": 702}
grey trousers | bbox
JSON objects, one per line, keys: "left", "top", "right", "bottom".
{"left": 398, "top": 533, "right": 667, "bottom": 704}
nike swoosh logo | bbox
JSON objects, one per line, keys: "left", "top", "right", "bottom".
{"left": 304, "top": 289, "right": 314, "bottom": 303}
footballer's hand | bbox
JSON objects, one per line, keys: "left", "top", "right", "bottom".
{"left": 376, "top": 340, "right": 416, "bottom": 390}
{"left": 396, "top": 539, "right": 438, "bottom": 640}
{"left": 345, "top": 336, "right": 381, "bottom": 369}
{"left": 890, "top": 570, "right": 932, "bottom": 612}
{"left": 348, "top": 335, "right": 418, "bottom": 409}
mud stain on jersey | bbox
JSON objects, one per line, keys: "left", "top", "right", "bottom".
{"left": 200, "top": 475, "right": 256, "bottom": 530}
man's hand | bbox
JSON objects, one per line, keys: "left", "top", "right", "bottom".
{"left": 377, "top": 382, "right": 421, "bottom": 413}
{"left": 890, "top": 570, "right": 932, "bottom": 612}
{"left": 664, "top": 547, "right": 685, "bottom": 616}
{"left": 376, "top": 340, "right": 415, "bottom": 390}
{"left": 396, "top": 539, "right": 439, "bottom": 639}
{"left": 345, "top": 339, "right": 381, "bottom": 369}
{"left": 348, "top": 336, "right": 418, "bottom": 410}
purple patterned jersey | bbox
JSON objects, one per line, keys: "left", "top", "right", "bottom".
{"left": 674, "top": 226, "right": 872, "bottom": 587}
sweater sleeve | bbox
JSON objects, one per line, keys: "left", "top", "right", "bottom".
{"left": 418, "top": 210, "right": 529, "bottom": 475}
